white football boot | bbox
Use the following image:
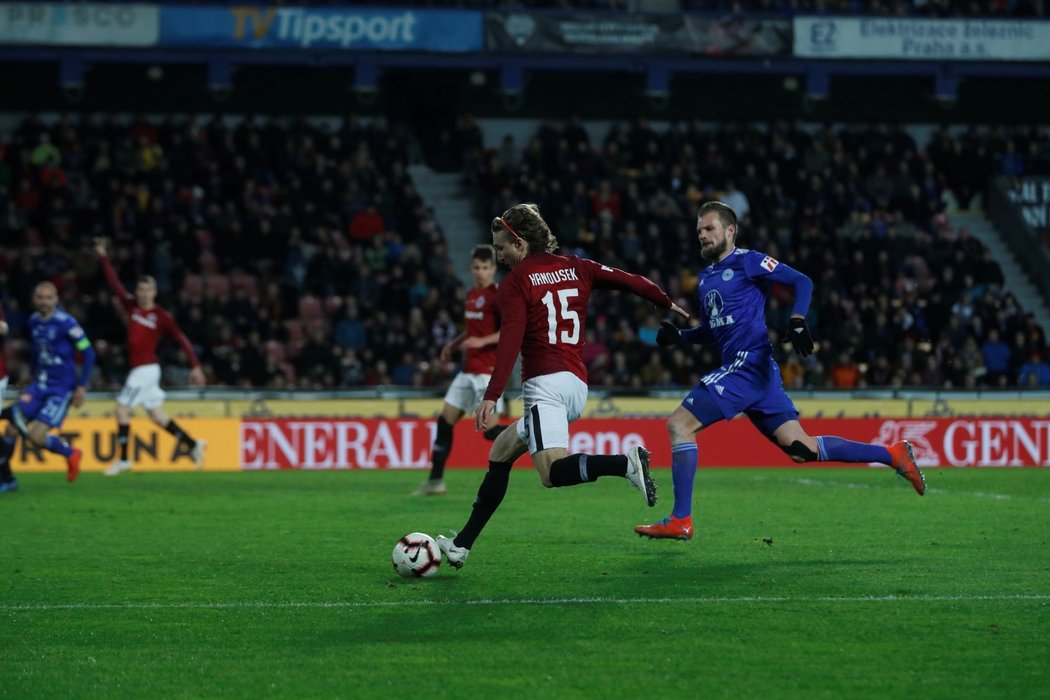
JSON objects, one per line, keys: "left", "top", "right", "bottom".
{"left": 625, "top": 445, "right": 657, "bottom": 507}
{"left": 436, "top": 535, "right": 469, "bottom": 569}
{"left": 103, "top": 460, "right": 132, "bottom": 477}
{"left": 191, "top": 440, "right": 207, "bottom": 470}
{"left": 411, "top": 479, "right": 447, "bottom": 496}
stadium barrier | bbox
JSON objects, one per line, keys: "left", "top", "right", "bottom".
{"left": 11, "top": 416, "right": 1050, "bottom": 472}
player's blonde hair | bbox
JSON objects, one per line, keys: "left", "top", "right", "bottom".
{"left": 491, "top": 203, "right": 558, "bottom": 254}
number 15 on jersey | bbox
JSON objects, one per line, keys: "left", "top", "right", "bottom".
{"left": 541, "top": 289, "right": 580, "bottom": 345}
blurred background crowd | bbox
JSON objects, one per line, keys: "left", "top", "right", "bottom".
{"left": 1, "top": 113, "right": 1048, "bottom": 390}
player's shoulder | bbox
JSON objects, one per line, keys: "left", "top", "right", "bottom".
{"left": 28, "top": 311, "right": 41, "bottom": 325}
{"left": 738, "top": 248, "right": 781, "bottom": 271}
{"left": 52, "top": 309, "right": 75, "bottom": 325}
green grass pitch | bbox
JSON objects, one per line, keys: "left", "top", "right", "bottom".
{"left": 2, "top": 467, "right": 1048, "bottom": 699}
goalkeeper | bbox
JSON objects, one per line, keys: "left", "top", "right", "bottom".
{"left": 635, "top": 202, "right": 926, "bottom": 541}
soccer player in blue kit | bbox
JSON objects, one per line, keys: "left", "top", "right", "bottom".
{"left": 635, "top": 202, "right": 925, "bottom": 540}
{"left": 0, "top": 282, "right": 94, "bottom": 492}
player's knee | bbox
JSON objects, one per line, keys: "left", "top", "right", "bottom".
{"left": 780, "top": 439, "right": 818, "bottom": 463}
{"left": 667, "top": 419, "right": 692, "bottom": 444}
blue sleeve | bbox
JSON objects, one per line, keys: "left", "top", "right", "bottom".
{"left": 680, "top": 323, "right": 713, "bottom": 345}
{"left": 77, "top": 343, "right": 96, "bottom": 388}
{"left": 67, "top": 320, "right": 95, "bottom": 387}
{"left": 743, "top": 252, "right": 813, "bottom": 317}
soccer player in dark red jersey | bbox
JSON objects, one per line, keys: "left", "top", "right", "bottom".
{"left": 95, "top": 238, "right": 207, "bottom": 476}
{"left": 435, "top": 203, "right": 689, "bottom": 569}
{"left": 414, "top": 245, "right": 505, "bottom": 496}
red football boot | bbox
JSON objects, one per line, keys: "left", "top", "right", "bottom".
{"left": 888, "top": 440, "right": 925, "bottom": 496}
{"left": 66, "top": 447, "right": 82, "bottom": 483}
{"left": 635, "top": 515, "right": 694, "bottom": 541}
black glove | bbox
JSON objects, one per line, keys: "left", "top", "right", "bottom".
{"left": 783, "top": 317, "right": 814, "bottom": 358}
{"left": 656, "top": 321, "right": 681, "bottom": 347}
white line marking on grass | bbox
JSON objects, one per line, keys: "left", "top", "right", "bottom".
{"left": 752, "top": 476, "right": 1050, "bottom": 503}
{"left": 4, "top": 594, "right": 1049, "bottom": 613}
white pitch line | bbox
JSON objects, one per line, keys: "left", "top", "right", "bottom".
{"left": 752, "top": 476, "right": 1050, "bottom": 503}
{"left": 3, "top": 594, "right": 1049, "bottom": 613}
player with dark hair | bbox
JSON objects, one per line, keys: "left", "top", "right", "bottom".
{"left": 414, "top": 244, "right": 505, "bottom": 496}
{"left": 0, "top": 282, "right": 93, "bottom": 492}
{"left": 436, "top": 203, "right": 689, "bottom": 568}
{"left": 95, "top": 238, "right": 206, "bottom": 476}
{"left": 635, "top": 201, "right": 926, "bottom": 541}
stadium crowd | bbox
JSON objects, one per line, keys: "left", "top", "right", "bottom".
{"left": 0, "top": 114, "right": 463, "bottom": 390}
{"left": 466, "top": 118, "right": 1050, "bottom": 389}
{"left": 2, "top": 114, "right": 1049, "bottom": 391}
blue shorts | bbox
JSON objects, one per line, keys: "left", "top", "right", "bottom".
{"left": 18, "top": 384, "right": 74, "bottom": 429}
{"left": 682, "top": 351, "right": 798, "bottom": 439}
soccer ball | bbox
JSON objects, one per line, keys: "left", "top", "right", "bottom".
{"left": 392, "top": 532, "right": 441, "bottom": 578}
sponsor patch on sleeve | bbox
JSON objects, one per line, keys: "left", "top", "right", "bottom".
{"left": 760, "top": 255, "right": 779, "bottom": 272}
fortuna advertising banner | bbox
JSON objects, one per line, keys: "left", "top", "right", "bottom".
{"left": 13, "top": 417, "right": 1049, "bottom": 472}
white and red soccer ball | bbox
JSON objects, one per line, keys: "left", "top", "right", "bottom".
{"left": 392, "top": 532, "right": 441, "bottom": 578}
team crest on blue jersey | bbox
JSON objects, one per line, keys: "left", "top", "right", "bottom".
{"left": 722, "top": 269, "right": 734, "bottom": 281}
{"left": 705, "top": 290, "right": 724, "bottom": 317}
{"left": 704, "top": 290, "right": 735, "bottom": 328}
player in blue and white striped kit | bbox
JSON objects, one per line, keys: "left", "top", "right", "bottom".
{"left": 0, "top": 282, "right": 94, "bottom": 492}
{"left": 635, "top": 202, "right": 925, "bottom": 540}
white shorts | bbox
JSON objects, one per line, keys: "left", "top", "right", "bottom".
{"left": 515, "top": 371, "right": 588, "bottom": 455}
{"left": 444, "top": 372, "right": 505, "bottom": 414}
{"left": 117, "top": 364, "right": 166, "bottom": 410}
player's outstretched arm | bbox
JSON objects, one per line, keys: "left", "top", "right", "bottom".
{"left": 95, "top": 237, "right": 135, "bottom": 305}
